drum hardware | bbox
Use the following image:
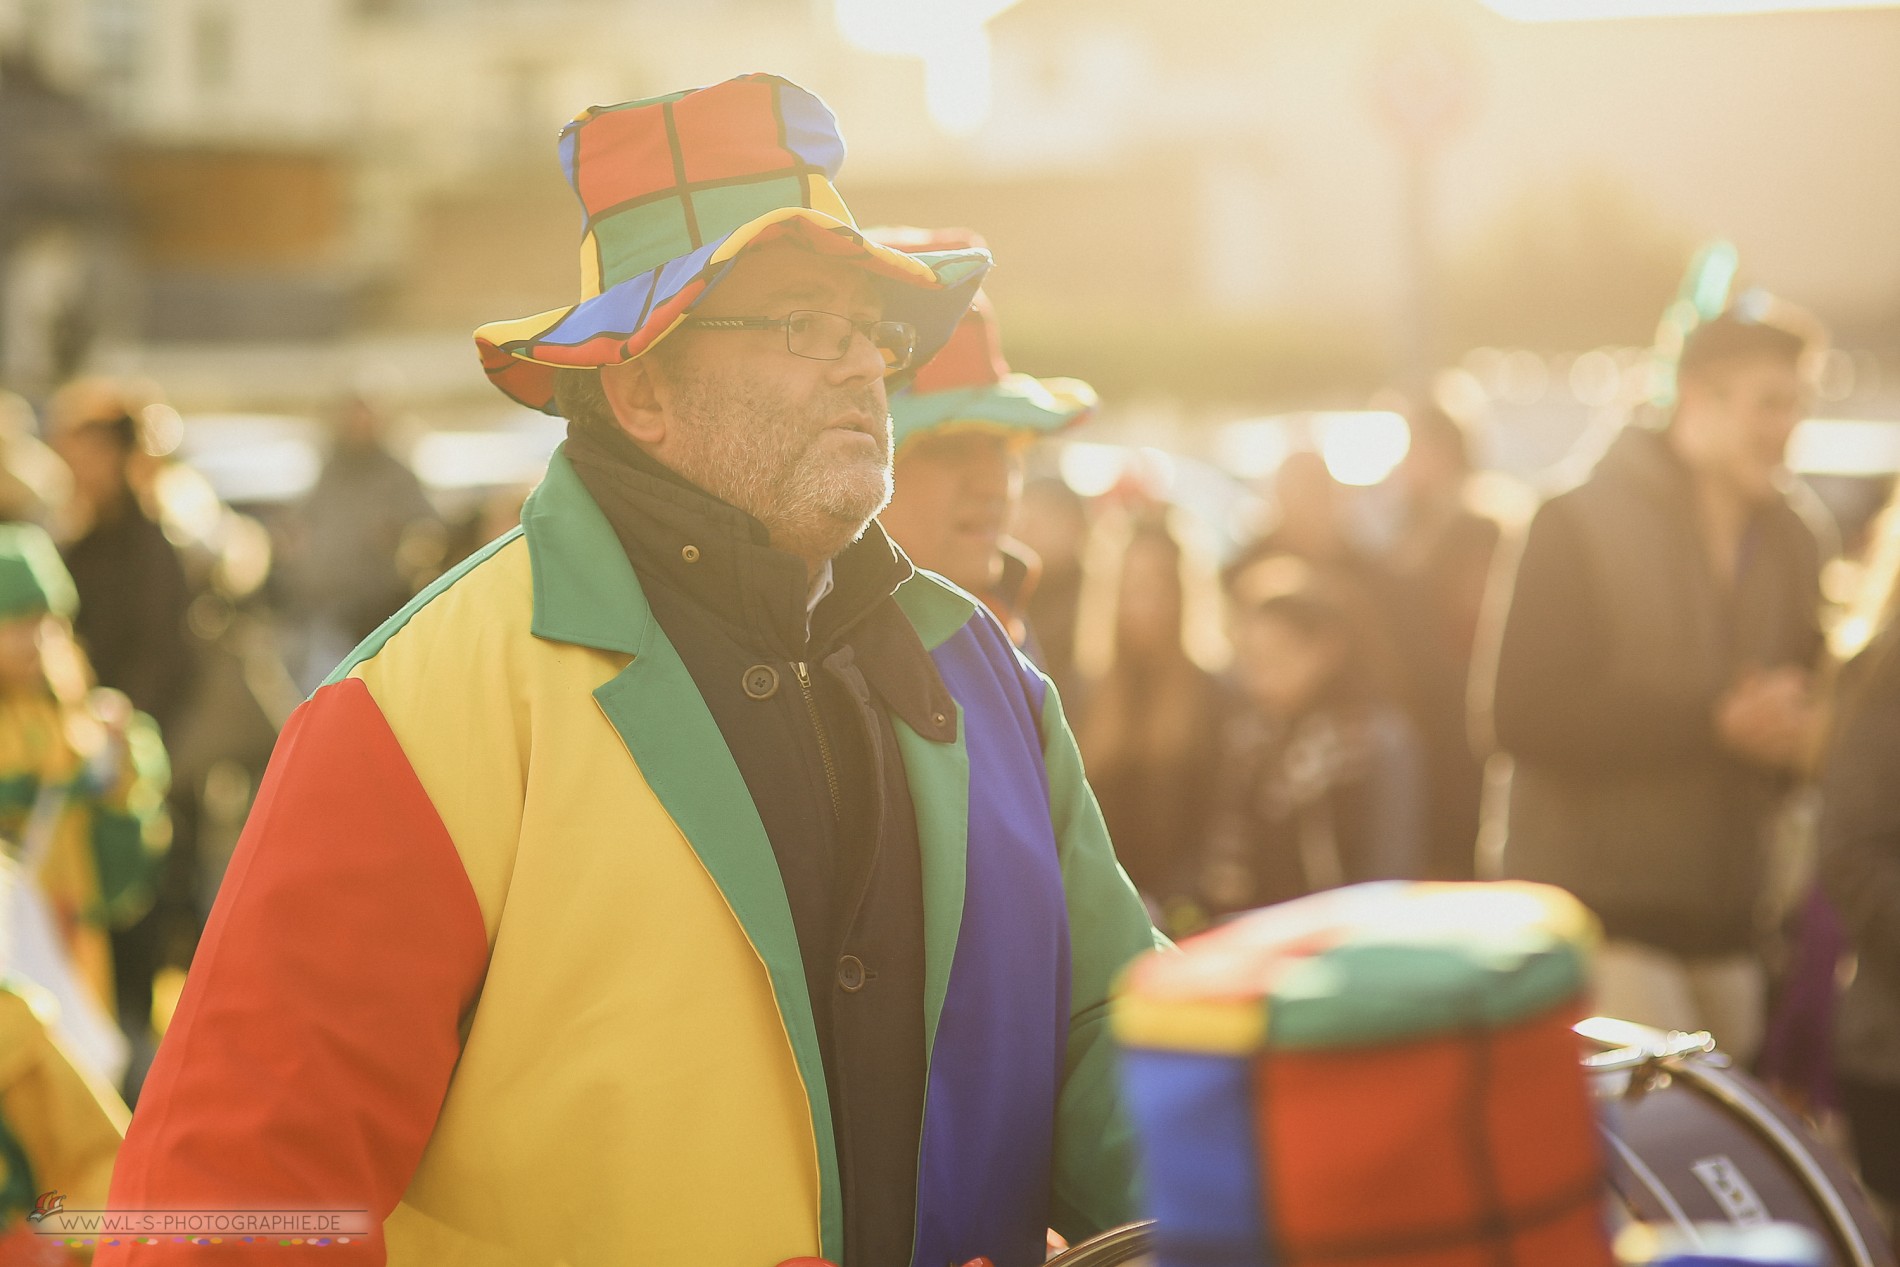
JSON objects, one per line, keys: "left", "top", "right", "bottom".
{"left": 1579, "top": 1014, "right": 1720, "bottom": 1102}
{"left": 1042, "top": 1220, "right": 1153, "bottom": 1266}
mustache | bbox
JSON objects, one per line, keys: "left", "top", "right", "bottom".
{"left": 814, "top": 383, "right": 889, "bottom": 426}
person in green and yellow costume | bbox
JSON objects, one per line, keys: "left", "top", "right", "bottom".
{"left": 0, "top": 969, "right": 126, "bottom": 1263}
{"left": 0, "top": 524, "right": 170, "bottom": 1041}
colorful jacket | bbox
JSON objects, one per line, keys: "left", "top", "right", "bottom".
{"left": 103, "top": 450, "right": 1162, "bottom": 1267}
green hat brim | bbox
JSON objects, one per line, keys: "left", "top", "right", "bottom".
{"left": 891, "top": 374, "right": 1096, "bottom": 452}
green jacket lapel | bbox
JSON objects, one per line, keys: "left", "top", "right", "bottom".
{"left": 522, "top": 446, "right": 843, "bottom": 1259}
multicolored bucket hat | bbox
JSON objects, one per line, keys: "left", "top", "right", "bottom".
{"left": 875, "top": 228, "right": 1096, "bottom": 452}
{"left": 474, "top": 74, "right": 993, "bottom": 414}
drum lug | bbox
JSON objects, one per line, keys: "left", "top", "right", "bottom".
{"left": 1577, "top": 1016, "right": 1719, "bottom": 1102}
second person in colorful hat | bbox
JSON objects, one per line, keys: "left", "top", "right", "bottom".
{"left": 875, "top": 228, "right": 1096, "bottom": 653}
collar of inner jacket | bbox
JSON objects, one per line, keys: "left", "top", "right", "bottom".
{"left": 562, "top": 415, "right": 956, "bottom": 741}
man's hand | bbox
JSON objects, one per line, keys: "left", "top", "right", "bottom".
{"left": 1715, "top": 667, "right": 1819, "bottom": 771}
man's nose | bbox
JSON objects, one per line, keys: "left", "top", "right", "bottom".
{"left": 828, "top": 324, "right": 889, "bottom": 386}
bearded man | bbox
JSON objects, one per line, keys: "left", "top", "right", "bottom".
{"left": 102, "top": 76, "right": 1160, "bottom": 1267}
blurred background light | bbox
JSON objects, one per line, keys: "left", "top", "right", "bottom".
{"left": 1317, "top": 411, "right": 1411, "bottom": 487}
{"left": 924, "top": 26, "right": 993, "bottom": 138}
{"left": 1485, "top": 0, "right": 1900, "bottom": 17}
{"left": 1788, "top": 418, "right": 1900, "bottom": 477}
{"left": 1218, "top": 419, "right": 1293, "bottom": 480}
{"left": 142, "top": 402, "right": 186, "bottom": 457}
{"left": 1498, "top": 350, "right": 1552, "bottom": 406}
{"left": 1432, "top": 367, "right": 1492, "bottom": 421}
{"left": 834, "top": 0, "right": 1018, "bottom": 136}
{"left": 1569, "top": 349, "right": 1623, "bottom": 408}
{"left": 411, "top": 418, "right": 564, "bottom": 493}
{"left": 1059, "top": 442, "right": 1129, "bottom": 497}
{"left": 176, "top": 415, "right": 322, "bottom": 505}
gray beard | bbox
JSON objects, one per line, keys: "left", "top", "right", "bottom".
{"left": 664, "top": 368, "right": 894, "bottom": 562}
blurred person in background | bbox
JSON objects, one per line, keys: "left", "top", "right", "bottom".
{"left": 1230, "top": 448, "right": 1384, "bottom": 591}
{"left": 0, "top": 525, "right": 169, "bottom": 1086}
{"left": 441, "top": 483, "right": 535, "bottom": 571}
{"left": 1477, "top": 299, "right": 1828, "bottom": 1062}
{"left": 45, "top": 380, "right": 196, "bottom": 740}
{"left": 44, "top": 380, "right": 194, "bottom": 1094}
{"left": 1194, "top": 555, "right": 1423, "bottom": 922}
{"left": 1382, "top": 402, "right": 1501, "bottom": 881}
{"left": 875, "top": 229, "right": 1095, "bottom": 657}
{"left": 1075, "top": 510, "right": 1226, "bottom": 926}
{"left": 1013, "top": 475, "right": 1092, "bottom": 706}
{"left": 283, "top": 390, "right": 443, "bottom": 692}
{"left": 1810, "top": 487, "right": 1900, "bottom": 1211}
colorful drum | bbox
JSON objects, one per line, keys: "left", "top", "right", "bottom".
{"left": 1112, "top": 881, "right": 1612, "bottom": 1267}
{"left": 1060, "top": 1018, "right": 1897, "bottom": 1267}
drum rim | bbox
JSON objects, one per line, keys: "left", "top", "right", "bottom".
{"left": 1667, "top": 1057, "right": 1886, "bottom": 1267}
{"left": 1047, "top": 1221, "right": 1155, "bottom": 1266}
{"left": 1580, "top": 1015, "right": 1891, "bottom": 1267}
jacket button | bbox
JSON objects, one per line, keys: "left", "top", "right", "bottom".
{"left": 742, "top": 665, "right": 779, "bottom": 699}
{"left": 837, "top": 955, "right": 866, "bottom": 992}
{"left": 681, "top": 544, "right": 701, "bottom": 563}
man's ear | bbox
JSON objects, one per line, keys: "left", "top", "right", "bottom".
{"left": 600, "top": 355, "right": 669, "bottom": 446}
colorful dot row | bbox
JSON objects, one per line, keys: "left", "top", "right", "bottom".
{"left": 65, "top": 1237, "right": 356, "bottom": 1247}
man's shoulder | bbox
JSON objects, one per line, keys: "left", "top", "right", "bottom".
{"left": 322, "top": 526, "right": 530, "bottom": 687}
{"left": 892, "top": 567, "right": 983, "bottom": 654}
{"left": 1538, "top": 438, "right": 1679, "bottom": 544}
{"left": 893, "top": 567, "right": 1040, "bottom": 677}
{"left": 891, "top": 567, "right": 1058, "bottom": 735}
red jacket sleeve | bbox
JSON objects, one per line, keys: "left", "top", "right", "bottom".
{"left": 98, "top": 676, "right": 489, "bottom": 1263}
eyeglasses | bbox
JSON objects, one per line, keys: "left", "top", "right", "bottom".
{"left": 682, "top": 310, "right": 917, "bottom": 372}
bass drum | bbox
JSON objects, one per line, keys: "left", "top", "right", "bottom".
{"left": 1582, "top": 1016, "right": 1896, "bottom": 1267}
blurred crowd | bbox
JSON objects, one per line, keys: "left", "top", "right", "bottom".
{"left": 883, "top": 292, "right": 1900, "bottom": 1218}
{"left": 2, "top": 283, "right": 1900, "bottom": 1224}
{"left": 1022, "top": 401, "right": 1497, "bottom": 931}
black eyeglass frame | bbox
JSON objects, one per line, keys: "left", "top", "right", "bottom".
{"left": 681, "top": 309, "right": 917, "bottom": 372}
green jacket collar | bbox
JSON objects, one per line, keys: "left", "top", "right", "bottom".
{"left": 519, "top": 445, "right": 651, "bottom": 657}
{"left": 522, "top": 441, "right": 978, "bottom": 686}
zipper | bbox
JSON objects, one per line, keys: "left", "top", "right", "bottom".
{"left": 794, "top": 660, "right": 845, "bottom": 826}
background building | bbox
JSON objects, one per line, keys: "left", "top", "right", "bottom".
{"left": 0, "top": 0, "right": 1894, "bottom": 432}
